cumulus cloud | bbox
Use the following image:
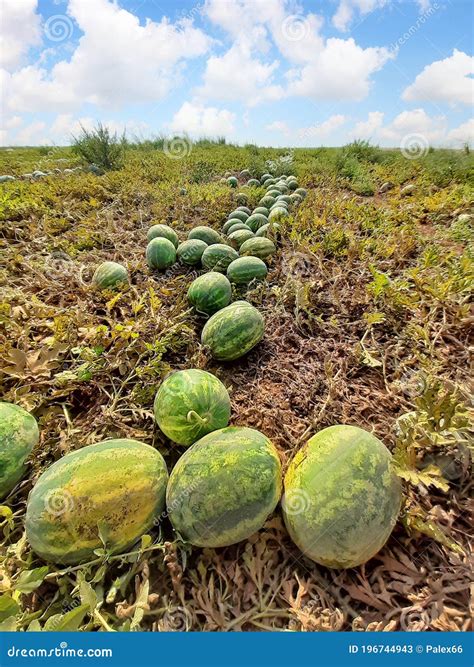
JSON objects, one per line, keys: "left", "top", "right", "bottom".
{"left": 2, "top": 0, "right": 212, "bottom": 115}
{"left": 298, "top": 115, "right": 347, "bottom": 139}
{"left": 169, "top": 102, "right": 236, "bottom": 136}
{"left": 332, "top": 0, "right": 388, "bottom": 32}
{"left": 351, "top": 111, "right": 385, "bottom": 138}
{"left": 0, "top": 0, "right": 42, "bottom": 71}
{"left": 446, "top": 119, "right": 474, "bottom": 146}
{"left": 402, "top": 50, "right": 474, "bottom": 106}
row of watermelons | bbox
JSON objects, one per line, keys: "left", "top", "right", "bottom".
{"left": 1, "top": 170, "right": 402, "bottom": 572}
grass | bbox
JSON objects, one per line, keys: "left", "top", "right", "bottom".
{"left": 0, "top": 142, "right": 472, "bottom": 632}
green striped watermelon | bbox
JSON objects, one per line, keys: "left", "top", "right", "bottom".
{"left": 294, "top": 188, "right": 307, "bottom": 199}
{"left": 227, "top": 257, "right": 268, "bottom": 284}
{"left": 92, "top": 261, "right": 128, "bottom": 289}
{"left": 226, "top": 222, "right": 252, "bottom": 236}
{"left": 25, "top": 439, "right": 168, "bottom": 565}
{"left": 0, "top": 402, "right": 39, "bottom": 499}
{"left": 259, "top": 196, "right": 276, "bottom": 208}
{"left": 167, "top": 427, "right": 282, "bottom": 547}
{"left": 188, "top": 226, "right": 222, "bottom": 245}
{"left": 201, "top": 244, "right": 239, "bottom": 272}
{"left": 227, "top": 177, "right": 238, "bottom": 188}
{"left": 223, "top": 218, "right": 245, "bottom": 234}
{"left": 255, "top": 223, "right": 281, "bottom": 241}
{"left": 227, "top": 229, "right": 254, "bottom": 250}
{"left": 236, "top": 206, "right": 251, "bottom": 215}
{"left": 146, "top": 238, "right": 176, "bottom": 270}
{"left": 282, "top": 425, "right": 402, "bottom": 569}
{"left": 268, "top": 207, "right": 289, "bottom": 223}
{"left": 201, "top": 301, "right": 264, "bottom": 360}
{"left": 246, "top": 214, "right": 268, "bottom": 232}
{"left": 247, "top": 179, "right": 261, "bottom": 187}
{"left": 177, "top": 239, "right": 208, "bottom": 266}
{"left": 253, "top": 207, "right": 269, "bottom": 217}
{"left": 154, "top": 369, "right": 231, "bottom": 447}
{"left": 146, "top": 224, "right": 179, "bottom": 247}
{"left": 227, "top": 210, "right": 249, "bottom": 224}
{"left": 239, "top": 237, "right": 276, "bottom": 260}
{"left": 187, "top": 272, "right": 232, "bottom": 315}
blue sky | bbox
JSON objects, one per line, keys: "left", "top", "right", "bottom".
{"left": 1, "top": 0, "right": 472, "bottom": 146}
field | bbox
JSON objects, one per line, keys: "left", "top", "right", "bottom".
{"left": 0, "top": 142, "right": 472, "bottom": 632}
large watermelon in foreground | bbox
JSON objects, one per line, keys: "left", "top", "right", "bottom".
{"left": 26, "top": 439, "right": 168, "bottom": 565}
{"left": 92, "top": 261, "right": 128, "bottom": 289}
{"left": 201, "top": 301, "right": 264, "bottom": 360}
{"left": 0, "top": 402, "right": 39, "bottom": 499}
{"left": 282, "top": 425, "right": 402, "bottom": 569}
{"left": 167, "top": 427, "right": 282, "bottom": 547}
{"left": 154, "top": 369, "right": 231, "bottom": 446}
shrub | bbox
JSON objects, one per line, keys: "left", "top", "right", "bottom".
{"left": 72, "top": 123, "right": 126, "bottom": 171}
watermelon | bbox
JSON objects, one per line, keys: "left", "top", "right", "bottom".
{"left": 236, "top": 206, "right": 251, "bottom": 215}
{"left": 0, "top": 402, "right": 39, "bottom": 499}
{"left": 146, "top": 224, "right": 179, "bottom": 248}
{"left": 227, "top": 257, "right": 268, "bottom": 284}
{"left": 228, "top": 229, "right": 254, "bottom": 250}
{"left": 166, "top": 427, "right": 281, "bottom": 547}
{"left": 146, "top": 237, "right": 176, "bottom": 270}
{"left": 289, "top": 193, "right": 303, "bottom": 205}
{"left": 277, "top": 195, "right": 292, "bottom": 205}
{"left": 223, "top": 218, "right": 245, "bottom": 234}
{"left": 255, "top": 223, "right": 281, "bottom": 241}
{"left": 239, "top": 237, "right": 276, "bottom": 260}
{"left": 259, "top": 196, "right": 276, "bottom": 208}
{"left": 177, "top": 239, "right": 207, "bottom": 266}
{"left": 246, "top": 214, "right": 268, "bottom": 232}
{"left": 92, "top": 261, "right": 128, "bottom": 289}
{"left": 154, "top": 369, "right": 231, "bottom": 447}
{"left": 236, "top": 193, "right": 249, "bottom": 205}
{"left": 227, "top": 210, "right": 249, "bottom": 224}
{"left": 201, "top": 244, "right": 239, "bottom": 272}
{"left": 187, "top": 272, "right": 232, "bottom": 315}
{"left": 275, "top": 183, "right": 289, "bottom": 194}
{"left": 201, "top": 301, "right": 264, "bottom": 360}
{"left": 268, "top": 206, "right": 289, "bottom": 223}
{"left": 226, "top": 222, "right": 252, "bottom": 235}
{"left": 287, "top": 180, "right": 298, "bottom": 191}
{"left": 25, "top": 439, "right": 168, "bottom": 565}
{"left": 188, "top": 226, "right": 222, "bottom": 245}
{"left": 240, "top": 169, "right": 251, "bottom": 178}
{"left": 260, "top": 173, "right": 273, "bottom": 183}
{"left": 253, "top": 207, "right": 269, "bottom": 217}
{"left": 294, "top": 188, "right": 307, "bottom": 199}
{"left": 282, "top": 425, "right": 402, "bottom": 569}
{"left": 227, "top": 176, "right": 238, "bottom": 188}
{"left": 247, "top": 179, "right": 261, "bottom": 187}
{"left": 266, "top": 189, "right": 281, "bottom": 198}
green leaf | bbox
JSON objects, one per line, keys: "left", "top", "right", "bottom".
{"left": 0, "top": 616, "right": 17, "bottom": 631}
{"left": 79, "top": 579, "right": 98, "bottom": 612}
{"left": 0, "top": 595, "right": 19, "bottom": 622}
{"left": 27, "top": 619, "right": 42, "bottom": 631}
{"left": 44, "top": 604, "right": 89, "bottom": 632}
{"left": 15, "top": 566, "right": 49, "bottom": 594}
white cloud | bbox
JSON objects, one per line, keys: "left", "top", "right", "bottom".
{"left": 446, "top": 119, "right": 474, "bottom": 146}
{"left": 402, "top": 50, "right": 474, "bottom": 106}
{"left": 332, "top": 0, "right": 388, "bottom": 32}
{"left": 16, "top": 121, "right": 47, "bottom": 146}
{"left": 169, "top": 102, "right": 236, "bottom": 136}
{"left": 348, "top": 108, "right": 448, "bottom": 146}
{"left": 0, "top": 0, "right": 42, "bottom": 70}
{"left": 197, "top": 42, "right": 284, "bottom": 105}
{"left": 265, "top": 120, "right": 291, "bottom": 134}
{"left": 298, "top": 114, "right": 347, "bottom": 139}
{"left": 287, "top": 38, "right": 393, "bottom": 101}
{"left": 352, "top": 111, "right": 384, "bottom": 138}
{"left": 2, "top": 0, "right": 212, "bottom": 115}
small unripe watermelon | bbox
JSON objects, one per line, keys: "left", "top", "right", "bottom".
{"left": 92, "top": 261, "right": 128, "bottom": 289}
{"left": 239, "top": 237, "right": 276, "bottom": 260}
{"left": 167, "top": 427, "right": 282, "bottom": 547}
{"left": 201, "top": 244, "right": 239, "bottom": 272}
{"left": 201, "top": 301, "right": 264, "bottom": 360}
{"left": 146, "top": 237, "right": 176, "bottom": 270}
{"left": 154, "top": 369, "right": 231, "bottom": 446}
{"left": 282, "top": 425, "right": 402, "bottom": 569}
{"left": 187, "top": 272, "right": 232, "bottom": 315}
{"left": 188, "top": 226, "right": 222, "bottom": 245}
{"left": 177, "top": 239, "right": 208, "bottom": 266}
{"left": 227, "top": 229, "right": 254, "bottom": 249}
{"left": 0, "top": 402, "right": 39, "bottom": 499}
{"left": 227, "top": 176, "right": 238, "bottom": 188}
{"left": 26, "top": 439, "right": 168, "bottom": 565}
{"left": 146, "top": 224, "right": 179, "bottom": 248}
{"left": 227, "top": 257, "right": 268, "bottom": 284}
